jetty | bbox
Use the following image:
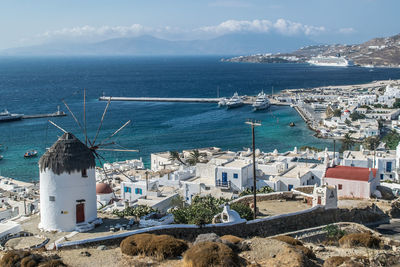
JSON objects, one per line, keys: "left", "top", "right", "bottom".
{"left": 99, "top": 96, "right": 291, "bottom": 106}
{"left": 22, "top": 107, "right": 67, "bottom": 120}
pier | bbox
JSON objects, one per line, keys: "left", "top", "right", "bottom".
{"left": 22, "top": 112, "right": 67, "bottom": 119}
{"left": 98, "top": 96, "right": 291, "bottom": 106}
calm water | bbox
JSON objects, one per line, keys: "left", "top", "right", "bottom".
{"left": 1, "top": 56, "right": 400, "bottom": 182}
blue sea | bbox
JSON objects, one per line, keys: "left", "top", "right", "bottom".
{"left": 1, "top": 56, "right": 400, "bottom": 182}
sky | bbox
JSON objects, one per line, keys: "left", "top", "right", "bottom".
{"left": 0, "top": 0, "right": 399, "bottom": 50}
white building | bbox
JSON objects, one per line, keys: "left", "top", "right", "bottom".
{"left": 312, "top": 184, "right": 338, "bottom": 210}
{"left": 324, "top": 165, "right": 379, "bottom": 199}
{"left": 38, "top": 133, "right": 98, "bottom": 232}
{"left": 215, "top": 159, "right": 253, "bottom": 191}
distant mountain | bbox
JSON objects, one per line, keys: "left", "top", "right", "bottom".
{"left": 0, "top": 33, "right": 316, "bottom": 56}
{"left": 225, "top": 33, "right": 400, "bottom": 67}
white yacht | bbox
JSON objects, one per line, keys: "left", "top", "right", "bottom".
{"left": 226, "top": 92, "right": 244, "bottom": 109}
{"left": 0, "top": 109, "right": 23, "bottom": 122}
{"left": 218, "top": 98, "right": 229, "bottom": 107}
{"left": 252, "top": 91, "right": 270, "bottom": 111}
{"left": 307, "top": 56, "right": 353, "bottom": 67}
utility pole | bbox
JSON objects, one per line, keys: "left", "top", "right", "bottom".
{"left": 245, "top": 119, "right": 262, "bottom": 219}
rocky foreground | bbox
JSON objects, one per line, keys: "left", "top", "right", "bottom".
{"left": 2, "top": 222, "right": 400, "bottom": 267}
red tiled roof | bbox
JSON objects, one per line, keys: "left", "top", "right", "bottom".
{"left": 96, "top": 183, "right": 113, "bottom": 194}
{"left": 325, "top": 165, "right": 377, "bottom": 182}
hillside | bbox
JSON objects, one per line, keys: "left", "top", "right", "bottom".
{"left": 224, "top": 33, "right": 400, "bottom": 67}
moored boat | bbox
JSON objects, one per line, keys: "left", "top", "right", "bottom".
{"left": 0, "top": 109, "right": 23, "bottom": 122}
{"left": 226, "top": 92, "right": 243, "bottom": 109}
{"left": 24, "top": 150, "right": 38, "bottom": 158}
{"left": 252, "top": 91, "right": 271, "bottom": 111}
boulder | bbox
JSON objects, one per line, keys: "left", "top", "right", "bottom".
{"left": 376, "top": 186, "right": 395, "bottom": 200}
{"left": 194, "top": 233, "right": 221, "bottom": 245}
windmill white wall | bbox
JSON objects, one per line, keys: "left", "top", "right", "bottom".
{"left": 39, "top": 168, "right": 97, "bottom": 232}
{"left": 38, "top": 132, "right": 98, "bottom": 232}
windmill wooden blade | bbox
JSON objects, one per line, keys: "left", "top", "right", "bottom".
{"left": 97, "top": 148, "right": 139, "bottom": 152}
{"left": 62, "top": 100, "right": 85, "bottom": 134}
{"left": 93, "top": 97, "right": 111, "bottom": 145}
{"left": 95, "top": 152, "right": 135, "bottom": 182}
{"left": 99, "top": 120, "right": 131, "bottom": 145}
{"left": 94, "top": 152, "right": 111, "bottom": 182}
{"left": 48, "top": 120, "right": 68, "bottom": 133}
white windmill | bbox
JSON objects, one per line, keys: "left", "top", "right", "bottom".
{"left": 38, "top": 90, "right": 137, "bottom": 232}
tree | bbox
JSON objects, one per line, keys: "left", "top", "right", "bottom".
{"left": 382, "top": 130, "right": 400, "bottom": 149}
{"left": 363, "top": 136, "right": 380, "bottom": 150}
{"left": 393, "top": 98, "right": 400, "bottom": 109}
{"left": 350, "top": 112, "right": 366, "bottom": 121}
{"left": 169, "top": 151, "right": 186, "bottom": 166}
{"left": 333, "top": 109, "right": 342, "bottom": 117}
{"left": 345, "top": 119, "right": 352, "bottom": 126}
{"left": 187, "top": 149, "right": 205, "bottom": 166}
{"left": 341, "top": 133, "right": 355, "bottom": 151}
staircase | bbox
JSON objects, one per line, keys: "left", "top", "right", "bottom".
{"left": 75, "top": 222, "right": 94, "bottom": 233}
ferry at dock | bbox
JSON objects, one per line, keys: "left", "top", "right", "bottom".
{"left": 226, "top": 92, "right": 244, "bottom": 109}
{"left": 252, "top": 91, "right": 271, "bottom": 111}
{"left": 0, "top": 109, "right": 23, "bottom": 122}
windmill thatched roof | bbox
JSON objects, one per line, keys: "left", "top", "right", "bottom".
{"left": 39, "top": 132, "right": 95, "bottom": 175}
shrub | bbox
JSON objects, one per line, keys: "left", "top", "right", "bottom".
{"left": 339, "top": 232, "right": 381, "bottom": 248}
{"left": 112, "top": 205, "right": 156, "bottom": 218}
{"left": 239, "top": 186, "right": 274, "bottom": 197}
{"left": 120, "top": 233, "right": 188, "bottom": 259}
{"left": 272, "top": 235, "right": 303, "bottom": 246}
{"left": 171, "top": 195, "right": 229, "bottom": 225}
{"left": 220, "top": 235, "right": 243, "bottom": 245}
{"left": 0, "top": 251, "right": 66, "bottom": 267}
{"left": 323, "top": 256, "right": 351, "bottom": 267}
{"left": 230, "top": 202, "right": 254, "bottom": 221}
{"left": 324, "top": 224, "right": 346, "bottom": 240}
{"left": 182, "top": 241, "right": 241, "bottom": 267}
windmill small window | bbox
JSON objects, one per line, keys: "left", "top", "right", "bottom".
{"left": 81, "top": 169, "right": 88, "bottom": 177}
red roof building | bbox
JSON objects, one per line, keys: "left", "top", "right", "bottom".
{"left": 96, "top": 183, "right": 113, "bottom": 195}
{"left": 324, "top": 166, "right": 379, "bottom": 199}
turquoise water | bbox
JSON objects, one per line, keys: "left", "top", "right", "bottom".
{"left": 1, "top": 56, "right": 400, "bottom": 181}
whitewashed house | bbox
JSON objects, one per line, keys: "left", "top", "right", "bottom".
{"left": 312, "top": 184, "right": 338, "bottom": 209}
{"left": 38, "top": 133, "right": 98, "bottom": 232}
{"left": 215, "top": 159, "right": 253, "bottom": 191}
{"left": 324, "top": 165, "right": 379, "bottom": 199}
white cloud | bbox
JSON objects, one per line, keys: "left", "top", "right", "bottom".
{"left": 198, "top": 19, "right": 325, "bottom": 36}
{"left": 32, "top": 19, "right": 334, "bottom": 44}
{"left": 338, "top": 27, "right": 356, "bottom": 34}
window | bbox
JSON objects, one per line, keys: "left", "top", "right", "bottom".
{"left": 135, "top": 188, "right": 143, "bottom": 195}
{"left": 386, "top": 162, "right": 392, "bottom": 172}
{"left": 233, "top": 173, "right": 238, "bottom": 179}
{"left": 81, "top": 169, "right": 87, "bottom": 177}
{"left": 49, "top": 196, "right": 55, "bottom": 201}
{"left": 380, "top": 174, "right": 384, "bottom": 180}
{"left": 311, "top": 176, "right": 314, "bottom": 180}
{"left": 124, "top": 187, "right": 131, "bottom": 193}
{"left": 338, "top": 184, "right": 343, "bottom": 190}
{"left": 390, "top": 175, "right": 393, "bottom": 178}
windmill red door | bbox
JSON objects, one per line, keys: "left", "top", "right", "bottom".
{"left": 76, "top": 203, "right": 85, "bottom": 223}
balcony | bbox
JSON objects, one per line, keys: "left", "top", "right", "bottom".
{"left": 216, "top": 179, "right": 231, "bottom": 189}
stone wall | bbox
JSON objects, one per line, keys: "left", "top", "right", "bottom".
{"left": 57, "top": 203, "right": 390, "bottom": 249}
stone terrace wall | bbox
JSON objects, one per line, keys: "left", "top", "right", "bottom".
{"left": 57, "top": 203, "right": 389, "bottom": 249}
{"left": 231, "top": 192, "right": 295, "bottom": 205}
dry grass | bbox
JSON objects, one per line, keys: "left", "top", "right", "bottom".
{"left": 323, "top": 256, "right": 351, "bottom": 267}
{"left": 220, "top": 235, "right": 243, "bottom": 245}
{"left": 295, "top": 245, "right": 315, "bottom": 259}
{"left": 182, "top": 241, "right": 242, "bottom": 267}
{"left": 339, "top": 232, "right": 382, "bottom": 248}
{"left": 0, "top": 251, "right": 66, "bottom": 267}
{"left": 272, "top": 235, "right": 303, "bottom": 246}
{"left": 120, "top": 233, "right": 188, "bottom": 259}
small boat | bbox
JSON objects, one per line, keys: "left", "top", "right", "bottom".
{"left": 0, "top": 109, "right": 23, "bottom": 122}
{"left": 226, "top": 92, "right": 244, "bottom": 109}
{"left": 0, "top": 155, "right": 3, "bottom": 161}
{"left": 289, "top": 122, "right": 296, "bottom": 127}
{"left": 252, "top": 91, "right": 271, "bottom": 111}
{"left": 24, "top": 150, "right": 38, "bottom": 158}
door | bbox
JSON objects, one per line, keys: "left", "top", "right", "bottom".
{"left": 288, "top": 184, "right": 293, "bottom": 191}
{"left": 317, "top": 196, "right": 322, "bottom": 205}
{"left": 387, "top": 162, "right": 392, "bottom": 172}
{"left": 76, "top": 203, "right": 85, "bottom": 223}
{"left": 222, "top": 172, "right": 228, "bottom": 184}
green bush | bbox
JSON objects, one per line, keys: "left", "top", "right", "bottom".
{"left": 239, "top": 186, "right": 274, "bottom": 197}
{"left": 112, "top": 205, "right": 157, "bottom": 218}
{"left": 324, "top": 224, "right": 346, "bottom": 240}
{"left": 230, "top": 202, "right": 254, "bottom": 221}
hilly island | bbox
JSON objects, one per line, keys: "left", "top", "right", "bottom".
{"left": 223, "top": 33, "right": 400, "bottom": 68}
